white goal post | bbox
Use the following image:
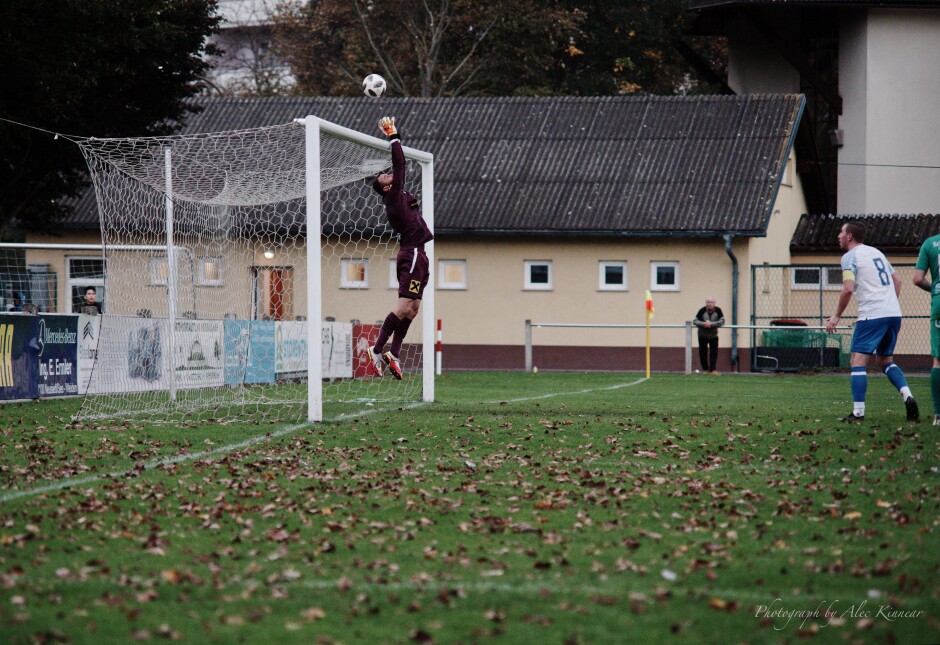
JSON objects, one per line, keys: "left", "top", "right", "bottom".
{"left": 65, "top": 115, "right": 434, "bottom": 424}
{"left": 302, "top": 117, "right": 436, "bottom": 421}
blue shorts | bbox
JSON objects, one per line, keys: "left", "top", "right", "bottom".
{"left": 851, "top": 317, "right": 901, "bottom": 356}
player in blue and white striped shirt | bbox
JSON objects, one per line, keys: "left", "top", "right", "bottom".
{"left": 826, "top": 222, "right": 919, "bottom": 423}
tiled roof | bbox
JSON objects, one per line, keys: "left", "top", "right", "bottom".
{"left": 66, "top": 94, "right": 805, "bottom": 238}
{"left": 790, "top": 213, "right": 940, "bottom": 254}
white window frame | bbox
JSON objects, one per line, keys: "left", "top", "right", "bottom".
{"left": 66, "top": 256, "right": 107, "bottom": 312}
{"left": 340, "top": 258, "right": 369, "bottom": 289}
{"left": 598, "top": 261, "right": 628, "bottom": 292}
{"left": 524, "top": 260, "right": 553, "bottom": 291}
{"left": 438, "top": 260, "right": 468, "bottom": 290}
{"left": 149, "top": 256, "right": 168, "bottom": 286}
{"left": 196, "top": 256, "right": 223, "bottom": 287}
{"left": 650, "top": 261, "right": 679, "bottom": 292}
{"left": 791, "top": 265, "right": 843, "bottom": 291}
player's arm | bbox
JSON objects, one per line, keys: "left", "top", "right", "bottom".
{"left": 891, "top": 271, "right": 901, "bottom": 298}
{"left": 913, "top": 268, "right": 931, "bottom": 292}
{"left": 378, "top": 117, "right": 405, "bottom": 196}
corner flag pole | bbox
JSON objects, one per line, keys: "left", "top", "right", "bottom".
{"left": 644, "top": 290, "right": 654, "bottom": 378}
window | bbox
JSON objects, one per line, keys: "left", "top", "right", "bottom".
{"left": 67, "top": 256, "right": 106, "bottom": 313}
{"left": 196, "top": 257, "right": 223, "bottom": 286}
{"left": 791, "top": 266, "right": 843, "bottom": 290}
{"left": 524, "top": 260, "right": 552, "bottom": 290}
{"left": 438, "top": 260, "right": 467, "bottom": 290}
{"left": 650, "top": 261, "right": 679, "bottom": 291}
{"left": 150, "top": 257, "right": 168, "bottom": 286}
{"left": 340, "top": 259, "right": 368, "bottom": 289}
{"left": 599, "top": 261, "right": 628, "bottom": 291}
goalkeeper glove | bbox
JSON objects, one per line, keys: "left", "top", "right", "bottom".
{"left": 378, "top": 116, "right": 399, "bottom": 141}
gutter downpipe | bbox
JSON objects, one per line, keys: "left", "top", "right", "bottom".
{"left": 723, "top": 234, "right": 739, "bottom": 371}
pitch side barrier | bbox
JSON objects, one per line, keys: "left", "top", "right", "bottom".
{"left": 0, "top": 311, "right": 359, "bottom": 403}
{"left": 524, "top": 320, "right": 853, "bottom": 374}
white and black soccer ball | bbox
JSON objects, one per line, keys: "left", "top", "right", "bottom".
{"left": 362, "top": 74, "right": 386, "bottom": 98}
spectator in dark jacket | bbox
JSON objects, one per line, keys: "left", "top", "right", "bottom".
{"left": 693, "top": 298, "right": 724, "bottom": 374}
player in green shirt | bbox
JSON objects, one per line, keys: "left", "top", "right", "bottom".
{"left": 913, "top": 233, "right": 940, "bottom": 425}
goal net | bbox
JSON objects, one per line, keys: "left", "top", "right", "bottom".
{"left": 73, "top": 117, "right": 434, "bottom": 424}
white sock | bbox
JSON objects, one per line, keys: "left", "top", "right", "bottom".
{"left": 854, "top": 403, "right": 865, "bottom": 417}
{"left": 900, "top": 386, "right": 912, "bottom": 400}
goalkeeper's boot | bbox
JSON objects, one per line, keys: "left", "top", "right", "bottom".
{"left": 839, "top": 412, "right": 865, "bottom": 423}
{"left": 904, "top": 396, "right": 919, "bottom": 422}
{"left": 367, "top": 346, "right": 385, "bottom": 377}
{"left": 383, "top": 352, "right": 403, "bottom": 381}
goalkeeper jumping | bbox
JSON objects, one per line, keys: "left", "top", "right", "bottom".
{"left": 367, "top": 117, "right": 434, "bottom": 380}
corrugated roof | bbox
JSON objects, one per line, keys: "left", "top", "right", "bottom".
{"left": 790, "top": 213, "right": 940, "bottom": 254}
{"left": 66, "top": 94, "right": 805, "bottom": 238}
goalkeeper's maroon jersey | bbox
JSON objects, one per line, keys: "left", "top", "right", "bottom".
{"left": 381, "top": 140, "right": 434, "bottom": 250}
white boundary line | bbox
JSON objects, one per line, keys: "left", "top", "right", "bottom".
{"left": 0, "top": 379, "right": 650, "bottom": 504}
{"left": 488, "top": 377, "right": 648, "bottom": 403}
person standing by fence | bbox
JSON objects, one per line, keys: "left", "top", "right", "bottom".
{"left": 693, "top": 297, "right": 724, "bottom": 374}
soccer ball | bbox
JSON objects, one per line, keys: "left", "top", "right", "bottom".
{"left": 362, "top": 74, "right": 386, "bottom": 98}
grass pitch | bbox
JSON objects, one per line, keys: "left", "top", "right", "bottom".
{"left": 0, "top": 372, "right": 937, "bottom": 644}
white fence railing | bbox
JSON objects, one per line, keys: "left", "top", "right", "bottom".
{"left": 524, "top": 320, "right": 853, "bottom": 374}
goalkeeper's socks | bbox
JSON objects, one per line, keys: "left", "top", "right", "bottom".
{"left": 390, "top": 317, "right": 412, "bottom": 357}
{"left": 932, "top": 367, "right": 940, "bottom": 415}
{"left": 882, "top": 362, "right": 910, "bottom": 395}
{"left": 374, "top": 312, "right": 400, "bottom": 354}
{"left": 851, "top": 367, "right": 867, "bottom": 410}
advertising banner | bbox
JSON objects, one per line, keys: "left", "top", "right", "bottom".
{"left": 0, "top": 314, "right": 40, "bottom": 400}
{"left": 36, "top": 315, "right": 78, "bottom": 397}
{"left": 89, "top": 315, "right": 170, "bottom": 394}
{"left": 352, "top": 324, "right": 380, "bottom": 378}
{"left": 275, "top": 320, "right": 352, "bottom": 379}
{"left": 173, "top": 319, "right": 224, "bottom": 389}
{"left": 223, "top": 320, "right": 275, "bottom": 384}
{"left": 323, "top": 321, "right": 353, "bottom": 379}
{"left": 77, "top": 314, "right": 100, "bottom": 395}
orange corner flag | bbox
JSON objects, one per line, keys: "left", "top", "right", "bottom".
{"left": 645, "top": 290, "right": 654, "bottom": 318}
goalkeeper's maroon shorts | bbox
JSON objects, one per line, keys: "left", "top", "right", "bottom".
{"left": 396, "top": 246, "right": 429, "bottom": 300}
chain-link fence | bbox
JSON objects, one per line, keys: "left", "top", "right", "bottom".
{"left": 751, "top": 264, "right": 931, "bottom": 372}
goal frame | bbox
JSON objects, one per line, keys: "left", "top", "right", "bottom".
{"left": 303, "top": 116, "right": 435, "bottom": 421}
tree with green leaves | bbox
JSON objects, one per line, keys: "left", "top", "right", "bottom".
{"left": 0, "top": 1, "right": 220, "bottom": 236}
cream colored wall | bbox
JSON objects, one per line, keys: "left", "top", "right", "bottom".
{"left": 25, "top": 230, "right": 794, "bottom": 350}
{"left": 436, "top": 237, "right": 744, "bottom": 349}
{"left": 746, "top": 152, "right": 806, "bottom": 266}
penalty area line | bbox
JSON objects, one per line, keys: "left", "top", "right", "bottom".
{"left": 490, "top": 376, "right": 649, "bottom": 404}
{"left": 0, "top": 401, "right": 428, "bottom": 504}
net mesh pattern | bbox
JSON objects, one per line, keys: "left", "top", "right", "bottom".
{"left": 73, "top": 122, "right": 427, "bottom": 423}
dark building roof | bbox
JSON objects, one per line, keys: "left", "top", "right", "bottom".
{"left": 691, "top": 1, "right": 940, "bottom": 8}
{"left": 790, "top": 213, "right": 940, "bottom": 254}
{"left": 67, "top": 94, "right": 805, "bottom": 238}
